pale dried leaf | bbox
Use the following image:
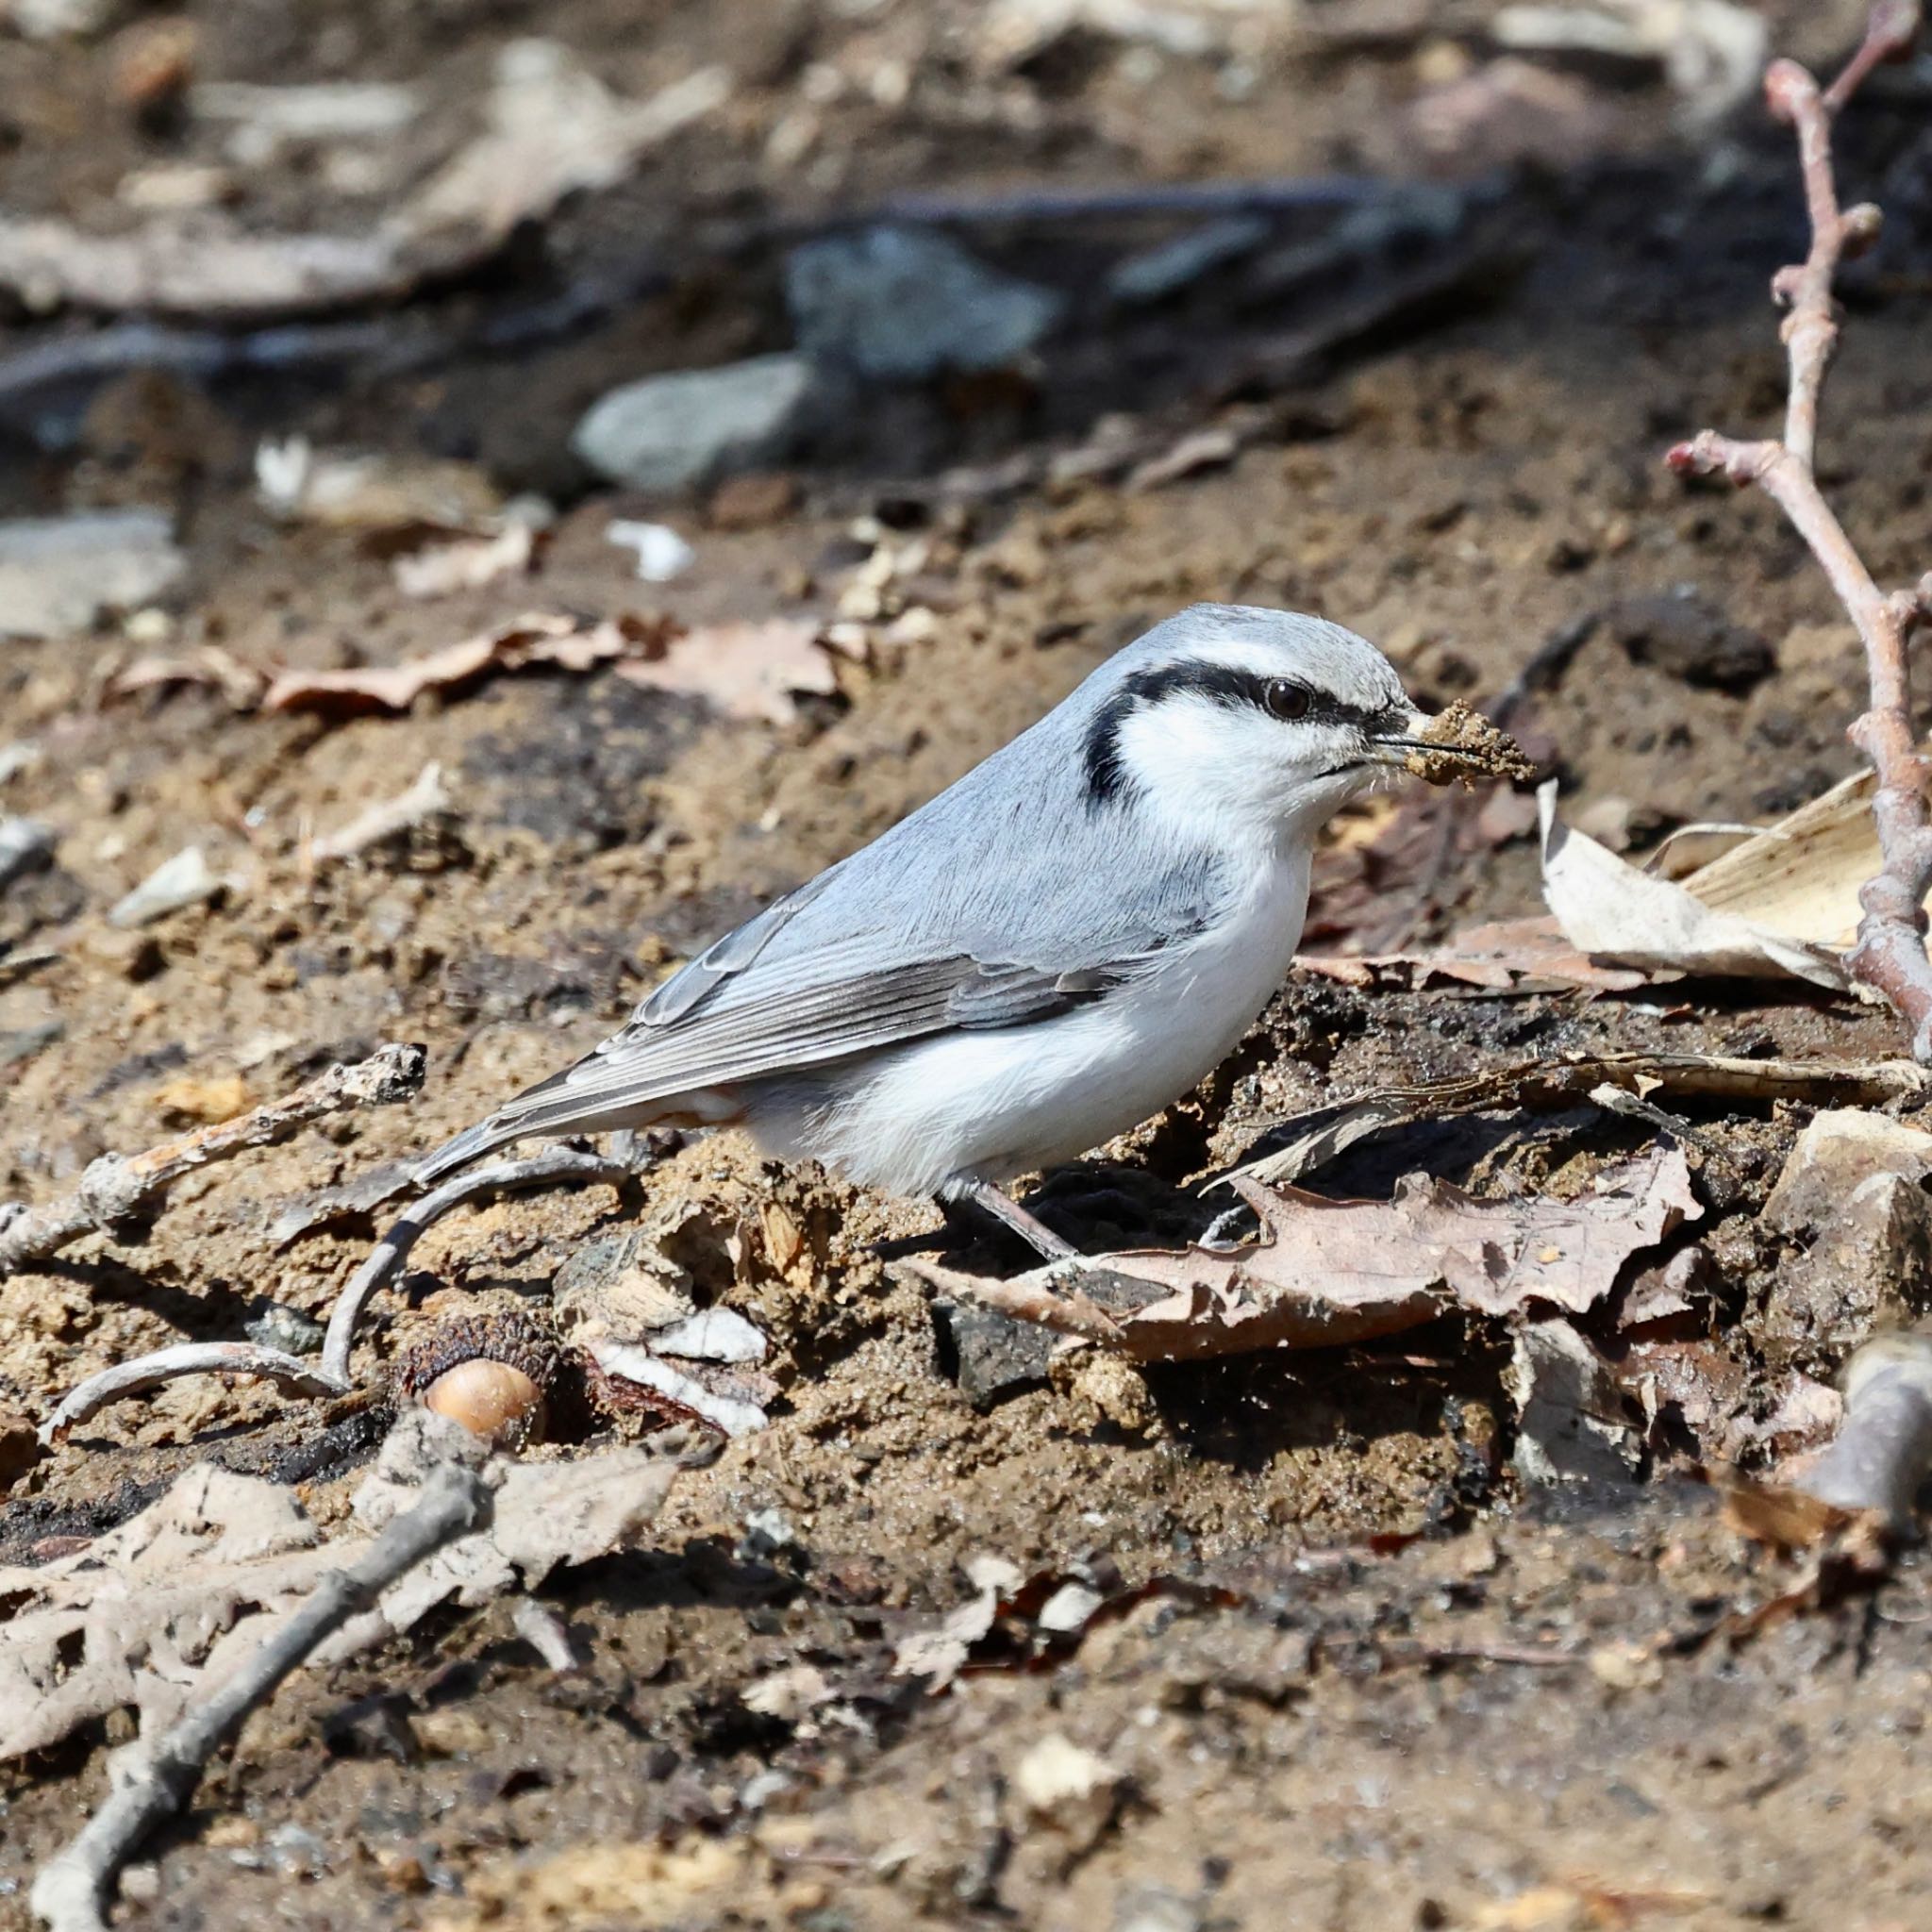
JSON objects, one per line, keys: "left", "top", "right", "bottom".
{"left": 0, "top": 1423, "right": 680, "bottom": 1759}
{"left": 1539, "top": 781, "right": 1852, "bottom": 991}
{"left": 0, "top": 1463, "right": 323, "bottom": 1759}
{"left": 322, "top": 1429, "right": 681, "bottom": 1661}
{"left": 1681, "top": 762, "right": 1889, "bottom": 945}
{"left": 408, "top": 51, "right": 729, "bottom": 239}
{"left": 1175, "top": 1151, "right": 1692, "bottom": 1343}
{"left": 614, "top": 618, "right": 844, "bottom": 724}
{"left": 928, "top": 1150, "right": 1698, "bottom": 1363}
{"left": 392, "top": 523, "right": 536, "bottom": 598}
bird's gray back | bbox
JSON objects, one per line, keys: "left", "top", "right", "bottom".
{"left": 653, "top": 605, "right": 1381, "bottom": 1016}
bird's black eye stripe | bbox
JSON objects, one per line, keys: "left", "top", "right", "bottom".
{"left": 1084, "top": 660, "right": 1391, "bottom": 807}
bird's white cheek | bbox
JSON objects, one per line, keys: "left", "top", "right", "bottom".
{"left": 1113, "top": 702, "right": 1359, "bottom": 841}
{"left": 1115, "top": 702, "right": 1282, "bottom": 832}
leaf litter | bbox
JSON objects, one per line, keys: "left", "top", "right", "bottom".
{"left": 0, "top": 42, "right": 730, "bottom": 320}
{"left": 0, "top": 1410, "right": 685, "bottom": 1761}
{"left": 1534, "top": 757, "right": 1930, "bottom": 994}
{"left": 908, "top": 1145, "right": 1700, "bottom": 1364}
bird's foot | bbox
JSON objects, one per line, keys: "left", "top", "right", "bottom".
{"left": 947, "top": 1177, "right": 1080, "bottom": 1263}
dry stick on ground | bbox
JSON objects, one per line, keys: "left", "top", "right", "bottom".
{"left": 30, "top": 1459, "right": 489, "bottom": 1932}
{"left": 320, "top": 1147, "right": 635, "bottom": 1385}
{"left": 1668, "top": 1, "right": 1932, "bottom": 1057}
{"left": 39, "top": 1341, "right": 349, "bottom": 1444}
{"left": 37, "top": 1146, "right": 635, "bottom": 1436}
{"left": 0, "top": 1041, "right": 426, "bottom": 1275}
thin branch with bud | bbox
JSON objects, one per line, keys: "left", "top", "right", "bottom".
{"left": 1667, "top": 2, "right": 1932, "bottom": 1058}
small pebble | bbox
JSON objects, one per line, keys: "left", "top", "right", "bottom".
{"left": 244, "top": 1304, "right": 325, "bottom": 1357}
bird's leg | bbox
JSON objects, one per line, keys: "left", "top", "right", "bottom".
{"left": 948, "top": 1177, "right": 1080, "bottom": 1262}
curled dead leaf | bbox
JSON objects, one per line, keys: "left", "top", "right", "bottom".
{"left": 1537, "top": 775, "right": 1887, "bottom": 993}
{"left": 262, "top": 613, "right": 666, "bottom": 716}
{"left": 910, "top": 1148, "right": 1700, "bottom": 1363}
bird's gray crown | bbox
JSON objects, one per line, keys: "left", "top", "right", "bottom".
{"left": 1080, "top": 604, "right": 1407, "bottom": 807}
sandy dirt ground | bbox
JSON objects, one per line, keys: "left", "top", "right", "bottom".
{"left": 4, "top": 2, "right": 1932, "bottom": 1926}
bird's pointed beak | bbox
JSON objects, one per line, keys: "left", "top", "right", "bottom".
{"left": 1362, "top": 706, "right": 1471, "bottom": 770}
{"left": 1365, "top": 702, "right": 1534, "bottom": 786}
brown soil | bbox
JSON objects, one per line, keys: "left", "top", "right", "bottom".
{"left": 5, "top": 2, "right": 1932, "bottom": 1927}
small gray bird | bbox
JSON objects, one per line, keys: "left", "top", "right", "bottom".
{"left": 419, "top": 604, "right": 1470, "bottom": 1257}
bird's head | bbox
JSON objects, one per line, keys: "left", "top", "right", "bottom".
{"left": 1080, "top": 604, "right": 1462, "bottom": 848}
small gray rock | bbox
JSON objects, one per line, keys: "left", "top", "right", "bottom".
{"left": 571, "top": 353, "right": 819, "bottom": 494}
{"left": 1764, "top": 1108, "right": 1932, "bottom": 1236}
{"left": 0, "top": 508, "right": 184, "bottom": 640}
{"left": 934, "top": 1300, "right": 1055, "bottom": 1407}
{"left": 1113, "top": 1891, "right": 1203, "bottom": 1932}
{"left": 1763, "top": 1172, "right": 1932, "bottom": 1373}
{"left": 786, "top": 225, "right": 1064, "bottom": 381}
{"left": 1505, "top": 1319, "right": 1641, "bottom": 1488}
{"left": 1610, "top": 590, "right": 1775, "bottom": 694}
{"left": 0, "top": 817, "right": 54, "bottom": 894}
{"left": 244, "top": 1302, "right": 326, "bottom": 1357}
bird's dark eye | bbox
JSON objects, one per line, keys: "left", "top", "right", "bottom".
{"left": 1263, "top": 678, "right": 1313, "bottom": 722}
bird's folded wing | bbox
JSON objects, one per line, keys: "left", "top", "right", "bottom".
{"left": 505, "top": 954, "right": 1124, "bottom": 1117}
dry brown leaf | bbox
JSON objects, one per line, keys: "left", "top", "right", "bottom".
{"left": 614, "top": 617, "right": 852, "bottom": 725}
{"left": 262, "top": 613, "right": 660, "bottom": 716}
{"left": 1721, "top": 1478, "right": 1863, "bottom": 1554}
{"left": 921, "top": 1150, "right": 1698, "bottom": 1364}
{"left": 0, "top": 1417, "right": 680, "bottom": 1760}
{"left": 1298, "top": 913, "right": 1652, "bottom": 995}
{"left": 105, "top": 645, "right": 266, "bottom": 708}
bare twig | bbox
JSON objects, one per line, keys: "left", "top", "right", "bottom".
{"left": 0, "top": 1043, "right": 426, "bottom": 1276}
{"left": 1796, "top": 1331, "right": 1932, "bottom": 1531}
{"left": 34, "top": 1144, "right": 640, "bottom": 1441}
{"left": 898, "top": 1258, "right": 1126, "bottom": 1347}
{"left": 30, "top": 1459, "right": 489, "bottom": 1932}
{"left": 1668, "top": 3, "right": 1930, "bottom": 1058}
{"left": 321, "top": 1147, "right": 633, "bottom": 1385}
{"left": 307, "top": 761, "right": 452, "bottom": 868}
{"left": 39, "top": 1342, "right": 349, "bottom": 1446}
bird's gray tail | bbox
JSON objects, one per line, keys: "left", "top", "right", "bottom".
{"left": 412, "top": 1111, "right": 540, "bottom": 1189}
{"left": 412, "top": 1074, "right": 675, "bottom": 1190}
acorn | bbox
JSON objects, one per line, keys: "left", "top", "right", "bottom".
{"left": 391, "top": 1304, "right": 560, "bottom": 1453}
